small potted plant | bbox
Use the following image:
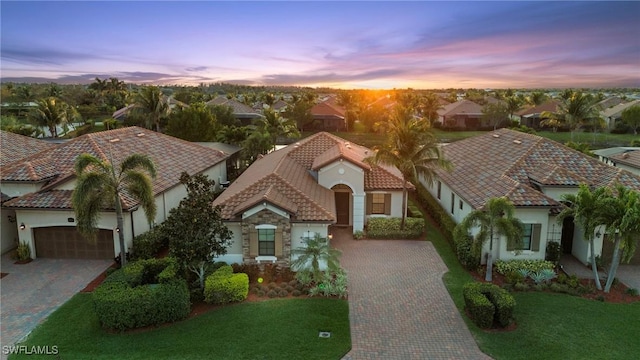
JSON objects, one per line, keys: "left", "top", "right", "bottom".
{"left": 14, "top": 241, "right": 32, "bottom": 264}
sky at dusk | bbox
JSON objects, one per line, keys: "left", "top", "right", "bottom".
{"left": 1, "top": 1, "right": 639, "bottom": 89}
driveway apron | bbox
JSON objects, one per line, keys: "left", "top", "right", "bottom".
{"left": 333, "top": 231, "right": 490, "bottom": 360}
{"left": 0, "top": 254, "right": 112, "bottom": 350}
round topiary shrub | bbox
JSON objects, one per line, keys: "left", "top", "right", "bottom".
{"left": 278, "top": 289, "right": 288, "bottom": 297}
{"left": 292, "top": 289, "right": 302, "bottom": 297}
{"left": 267, "top": 289, "right": 278, "bottom": 298}
{"left": 257, "top": 290, "right": 266, "bottom": 297}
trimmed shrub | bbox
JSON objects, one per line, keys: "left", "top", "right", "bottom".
{"left": 267, "top": 289, "right": 278, "bottom": 298}
{"left": 545, "top": 241, "right": 562, "bottom": 264}
{"left": 93, "top": 259, "right": 190, "bottom": 332}
{"left": 463, "top": 282, "right": 516, "bottom": 328}
{"left": 130, "top": 226, "right": 169, "bottom": 261}
{"left": 494, "top": 259, "right": 555, "bottom": 276}
{"left": 365, "top": 217, "right": 425, "bottom": 239}
{"left": 204, "top": 267, "right": 249, "bottom": 304}
{"left": 412, "top": 182, "right": 457, "bottom": 244}
{"left": 453, "top": 225, "right": 481, "bottom": 270}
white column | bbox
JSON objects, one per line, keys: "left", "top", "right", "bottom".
{"left": 352, "top": 194, "right": 365, "bottom": 232}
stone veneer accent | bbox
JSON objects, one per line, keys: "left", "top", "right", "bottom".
{"left": 241, "top": 209, "right": 292, "bottom": 266}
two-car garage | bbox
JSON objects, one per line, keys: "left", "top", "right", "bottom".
{"left": 33, "top": 227, "right": 115, "bottom": 259}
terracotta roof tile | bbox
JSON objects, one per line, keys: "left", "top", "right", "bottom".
{"left": 610, "top": 149, "right": 640, "bottom": 169}
{"left": 3, "top": 127, "right": 228, "bottom": 210}
{"left": 0, "top": 131, "right": 55, "bottom": 167}
{"left": 438, "top": 128, "right": 640, "bottom": 210}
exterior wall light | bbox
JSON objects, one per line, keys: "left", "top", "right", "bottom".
{"left": 19, "top": 223, "right": 26, "bottom": 230}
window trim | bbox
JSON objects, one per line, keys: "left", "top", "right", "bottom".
{"left": 371, "top": 193, "right": 386, "bottom": 214}
{"left": 258, "top": 228, "right": 276, "bottom": 256}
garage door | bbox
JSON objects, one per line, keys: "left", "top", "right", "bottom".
{"left": 34, "top": 227, "right": 115, "bottom": 259}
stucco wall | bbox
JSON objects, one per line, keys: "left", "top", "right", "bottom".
{"left": 364, "top": 190, "right": 406, "bottom": 220}
{"left": 0, "top": 182, "right": 41, "bottom": 197}
{"left": 213, "top": 222, "right": 243, "bottom": 264}
{"left": 1, "top": 209, "right": 18, "bottom": 254}
{"left": 615, "top": 163, "right": 640, "bottom": 176}
{"left": 317, "top": 159, "right": 366, "bottom": 231}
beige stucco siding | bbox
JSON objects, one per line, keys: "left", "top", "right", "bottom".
{"left": 214, "top": 222, "right": 243, "bottom": 264}
{"left": 1, "top": 209, "right": 18, "bottom": 253}
{"left": 317, "top": 160, "right": 366, "bottom": 231}
{"left": 0, "top": 182, "right": 41, "bottom": 198}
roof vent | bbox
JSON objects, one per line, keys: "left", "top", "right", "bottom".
{"left": 109, "top": 138, "right": 120, "bottom": 143}
{"left": 492, "top": 134, "right": 500, "bottom": 138}
{"left": 622, "top": 153, "right": 629, "bottom": 159}
{"left": 344, "top": 142, "right": 350, "bottom": 146}
{"left": 513, "top": 140, "right": 522, "bottom": 144}
{"left": 136, "top": 133, "right": 145, "bottom": 137}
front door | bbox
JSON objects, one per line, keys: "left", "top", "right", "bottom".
{"left": 335, "top": 192, "right": 350, "bottom": 225}
{"left": 560, "top": 217, "right": 575, "bottom": 254}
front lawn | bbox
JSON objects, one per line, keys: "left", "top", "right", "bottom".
{"left": 10, "top": 295, "right": 350, "bottom": 360}
{"left": 427, "top": 222, "right": 640, "bottom": 359}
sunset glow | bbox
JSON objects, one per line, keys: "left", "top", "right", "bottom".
{"left": 1, "top": 1, "right": 638, "bottom": 89}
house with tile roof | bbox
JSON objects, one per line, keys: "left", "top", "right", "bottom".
{"left": 608, "top": 150, "right": 640, "bottom": 176}
{"left": 0, "top": 131, "right": 57, "bottom": 253}
{"left": 436, "top": 100, "right": 483, "bottom": 129}
{"left": 1, "top": 127, "right": 229, "bottom": 260}
{"left": 206, "top": 95, "right": 264, "bottom": 126}
{"left": 600, "top": 100, "right": 640, "bottom": 129}
{"left": 212, "top": 132, "right": 409, "bottom": 266}
{"left": 515, "top": 99, "right": 560, "bottom": 129}
{"left": 422, "top": 128, "right": 640, "bottom": 266}
{"left": 310, "top": 98, "right": 346, "bottom": 131}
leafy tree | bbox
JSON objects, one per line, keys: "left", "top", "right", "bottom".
{"left": 527, "top": 91, "right": 548, "bottom": 106}
{"left": 132, "top": 86, "right": 170, "bottom": 132}
{"left": 337, "top": 91, "right": 360, "bottom": 132}
{"left": 217, "top": 125, "right": 248, "bottom": 146}
{"left": 72, "top": 153, "right": 157, "bottom": 267}
{"left": 29, "top": 97, "right": 81, "bottom": 137}
{"left": 599, "top": 185, "right": 640, "bottom": 293}
{"left": 557, "top": 184, "right": 609, "bottom": 290}
{"left": 366, "top": 105, "right": 451, "bottom": 229}
{"left": 505, "top": 94, "right": 525, "bottom": 121}
{"left": 417, "top": 92, "right": 442, "bottom": 124}
{"left": 621, "top": 105, "right": 640, "bottom": 135}
{"left": 165, "top": 102, "right": 218, "bottom": 142}
{"left": 482, "top": 102, "right": 510, "bottom": 130}
{"left": 541, "top": 90, "right": 599, "bottom": 141}
{"left": 291, "top": 234, "right": 341, "bottom": 283}
{"left": 209, "top": 104, "right": 238, "bottom": 127}
{"left": 284, "top": 96, "right": 313, "bottom": 132}
{"left": 359, "top": 102, "right": 389, "bottom": 133}
{"left": 242, "top": 128, "right": 273, "bottom": 163}
{"left": 257, "top": 108, "right": 299, "bottom": 151}
{"left": 166, "top": 173, "right": 232, "bottom": 273}
{"left": 455, "top": 197, "right": 524, "bottom": 282}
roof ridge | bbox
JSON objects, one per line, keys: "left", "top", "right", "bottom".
{"left": 271, "top": 172, "right": 334, "bottom": 219}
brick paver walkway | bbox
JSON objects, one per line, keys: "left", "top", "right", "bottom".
{"left": 332, "top": 228, "right": 491, "bottom": 359}
{"left": 0, "top": 254, "right": 112, "bottom": 354}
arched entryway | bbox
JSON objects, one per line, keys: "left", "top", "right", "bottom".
{"left": 332, "top": 184, "right": 352, "bottom": 226}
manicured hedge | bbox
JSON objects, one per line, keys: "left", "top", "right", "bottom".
{"left": 130, "top": 225, "right": 169, "bottom": 260}
{"left": 365, "top": 217, "right": 424, "bottom": 239}
{"left": 204, "top": 266, "right": 249, "bottom": 305}
{"left": 494, "top": 259, "right": 555, "bottom": 276}
{"left": 412, "top": 182, "right": 457, "bottom": 244}
{"left": 463, "top": 282, "right": 516, "bottom": 328}
{"left": 93, "top": 257, "right": 189, "bottom": 331}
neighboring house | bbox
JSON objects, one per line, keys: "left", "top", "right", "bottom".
{"left": 423, "top": 128, "right": 640, "bottom": 266}
{"left": 1, "top": 127, "right": 229, "bottom": 259}
{"left": 272, "top": 99, "right": 289, "bottom": 113}
{"left": 593, "top": 147, "right": 640, "bottom": 167}
{"left": 515, "top": 99, "right": 560, "bottom": 129}
{"left": 608, "top": 150, "right": 640, "bottom": 176}
{"left": 212, "top": 132, "right": 409, "bottom": 266}
{"left": 600, "top": 99, "right": 640, "bottom": 129}
{"left": 205, "top": 95, "right": 264, "bottom": 126}
{"left": 595, "top": 96, "right": 623, "bottom": 111}
{"left": 436, "top": 100, "right": 483, "bottom": 128}
{"left": 0, "top": 131, "right": 56, "bottom": 253}
{"left": 310, "top": 100, "right": 346, "bottom": 131}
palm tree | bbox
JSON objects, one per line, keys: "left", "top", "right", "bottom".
{"left": 456, "top": 197, "right": 524, "bottom": 282}
{"left": 557, "top": 184, "right": 608, "bottom": 290}
{"left": 599, "top": 185, "right": 640, "bottom": 293}
{"left": 366, "top": 105, "right": 451, "bottom": 229}
{"left": 132, "top": 86, "right": 170, "bottom": 132}
{"left": 257, "top": 108, "right": 300, "bottom": 151}
{"left": 541, "top": 90, "right": 599, "bottom": 141}
{"left": 29, "top": 97, "right": 80, "bottom": 137}
{"left": 72, "top": 153, "right": 157, "bottom": 267}
{"left": 291, "top": 234, "right": 342, "bottom": 282}
{"left": 417, "top": 92, "right": 442, "bottom": 125}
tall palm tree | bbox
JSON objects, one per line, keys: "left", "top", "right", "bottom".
{"left": 417, "top": 92, "right": 442, "bottom": 125}
{"left": 599, "top": 185, "right": 640, "bottom": 293}
{"left": 541, "top": 90, "right": 599, "bottom": 141}
{"left": 366, "top": 105, "right": 451, "bottom": 229}
{"left": 257, "top": 108, "right": 300, "bottom": 151}
{"left": 557, "top": 184, "right": 608, "bottom": 290}
{"left": 29, "top": 97, "right": 80, "bottom": 137}
{"left": 72, "top": 153, "right": 157, "bottom": 267}
{"left": 456, "top": 197, "right": 524, "bottom": 282}
{"left": 132, "top": 86, "right": 170, "bottom": 132}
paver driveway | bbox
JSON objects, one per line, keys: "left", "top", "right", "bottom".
{"left": 0, "top": 254, "right": 112, "bottom": 350}
{"left": 332, "top": 228, "right": 490, "bottom": 360}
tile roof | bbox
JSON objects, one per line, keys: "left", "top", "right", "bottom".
{"left": 601, "top": 100, "right": 640, "bottom": 118}
{"left": 516, "top": 99, "right": 560, "bottom": 116}
{"left": 213, "top": 132, "right": 408, "bottom": 221}
{"left": 437, "top": 100, "right": 483, "bottom": 117}
{"left": 311, "top": 102, "right": 345, "bottom": 118}
{"left": 206, "top": 96, "right": 263, "bottom": 116}
{"left": 437, "top": 128, "right": 640, "bottom": 210}
{"left": 610, "top": 150, "right": 640, "bottom": 169}
{"left": 1, "top": 131, "right": 55, "bottom": 167}
{"left": 3, "top": 127, "right": 228, "bottom": 210}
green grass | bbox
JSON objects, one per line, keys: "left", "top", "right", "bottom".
{"left": 426, "top": 220, "right": 640, "bottom": 360}
{"left": 10, "top": 295, "right": 350, "bottom": 360}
